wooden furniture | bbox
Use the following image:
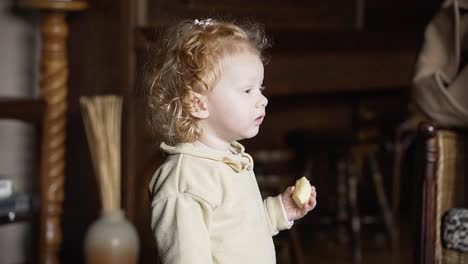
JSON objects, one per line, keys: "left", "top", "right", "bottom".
{"left": 0, "top": 99, "right": 44, "bottom": 259}
{"left": 416, "top": 123, "right": 468, "bottom": 264}
{"left": 0, "top": 99, "right": 44, "bottom": 230}
{"left": 0, "top": 99, "right": 44, "bottom": 124}
{"left": 344, "top": 140, "right": 398, "bottom": 263}
{"left": 285, "top": 98, "right": 400, "bottom": 264}
{"left": 0, "top": 1, "right": 87, "bottom": 263}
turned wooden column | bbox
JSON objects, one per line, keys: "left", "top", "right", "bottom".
{"left": 17, "top": 1, "right": 87, "bottom": 264}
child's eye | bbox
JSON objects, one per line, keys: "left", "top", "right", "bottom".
{"left": 243, "top": 88, "right": 252, "bottom": 94}
{"left": 260, "top": 85, "right": 266, "bottom": 92}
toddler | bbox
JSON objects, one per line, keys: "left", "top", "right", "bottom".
{"left": 145, "top": 18, "right": 317, "bottom": 264}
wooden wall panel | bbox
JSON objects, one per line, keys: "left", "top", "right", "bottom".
{"left": 265, "top": 51, "right": 417, "bottom": 96}
{"left": 147, "top": 0, "right": 356, "bottom": 31}
{"left": 251, "top": 103, "right": 354, "bottom": 148}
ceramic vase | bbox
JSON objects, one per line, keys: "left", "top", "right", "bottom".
{"left": 84, "top": 209, "right": 139, "bottom": 264}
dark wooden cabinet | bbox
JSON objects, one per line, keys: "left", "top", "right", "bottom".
{"left": 146, "top": 0, "right": 441, "bottom": 31}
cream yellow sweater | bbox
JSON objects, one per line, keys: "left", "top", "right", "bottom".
{"left": 149, "top": 142, "right": 292, "bottom": 264}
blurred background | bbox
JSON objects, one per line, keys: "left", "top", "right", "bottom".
{"left": 0, "top": 0, "right": 445, "bottom": 263}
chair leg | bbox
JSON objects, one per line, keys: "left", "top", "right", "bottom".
{"left": 367, "top": 152, "right": 399, "bottom": 250}
{"left": 347, "top": 158, "right": 362, "bottom": 264}
{"left": 337, "top": 159, "right": 349, "bottom": 243}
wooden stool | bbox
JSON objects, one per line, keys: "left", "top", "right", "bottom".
{"left": 286, "top": 129, "right": 398, "bottom": 264}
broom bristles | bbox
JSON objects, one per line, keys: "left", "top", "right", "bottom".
{"left": 80, "top": 95, "right": 122, "bottom": 212}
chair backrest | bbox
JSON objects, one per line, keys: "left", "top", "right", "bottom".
{"left": 417, "top": 123, "right": 468, "bottom": 264}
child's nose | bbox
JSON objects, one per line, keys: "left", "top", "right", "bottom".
{"left": 256, "top": 94, "right": 268, "bottom": 108}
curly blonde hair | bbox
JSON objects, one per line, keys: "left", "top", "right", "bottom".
{"left": 144, "top": 19, "right": 270, "bottom": 145}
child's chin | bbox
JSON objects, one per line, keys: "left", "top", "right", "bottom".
{"left": 242, "top": 130, "right": 260, "bottom": 139}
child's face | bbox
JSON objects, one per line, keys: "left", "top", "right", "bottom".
{"left": 201, "top": 51, "right": 268, "bottom": 145}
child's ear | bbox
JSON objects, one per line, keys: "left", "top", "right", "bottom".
{"left": 190, "top": 92, "right": 209, "bottom": 119}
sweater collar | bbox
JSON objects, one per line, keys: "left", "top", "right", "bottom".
{"left": 160, "top": 141, "right": 253, "bottom": 172}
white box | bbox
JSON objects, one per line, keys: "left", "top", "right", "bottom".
{"left": 0, "top": 179, "right": 13, "bottom": 199}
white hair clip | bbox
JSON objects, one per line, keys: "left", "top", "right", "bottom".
{"left": 193, "top": 18, "right": 213, "bottom": 28}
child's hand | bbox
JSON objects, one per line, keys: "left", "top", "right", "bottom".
{"left": 281, "top": 185, "right": 317, "bottom": 221}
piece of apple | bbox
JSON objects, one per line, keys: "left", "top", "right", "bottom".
{"left": 292, "top": 176, "right": 312, "bottom": 208}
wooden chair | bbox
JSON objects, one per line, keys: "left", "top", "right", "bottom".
{"left": 415, "top": 123, "right": 468, "bottom": 264}
{"left": 285, "top": 101, "right": 399, "bottom": 264}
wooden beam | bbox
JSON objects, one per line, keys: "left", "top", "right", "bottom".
{"left": 0, "top": 98, "right": 44, "bottom": 124}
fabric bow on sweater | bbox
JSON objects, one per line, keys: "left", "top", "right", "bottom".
{"left": 160, "top": 141, "right": 253, "bottom": 173}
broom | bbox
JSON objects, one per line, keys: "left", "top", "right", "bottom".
{"left": 80, "top": 95, "right": 123, "bottom": 213}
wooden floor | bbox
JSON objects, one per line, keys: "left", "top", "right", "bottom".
{"left": 276, "top": 219, "right": 414, "bottom": 264}
{"left": 301, "top": 233, "right": 412, "bottom": 264}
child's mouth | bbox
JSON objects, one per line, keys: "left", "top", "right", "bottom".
{"left": 254, "top": 115, "right": 265, "bottom": 125}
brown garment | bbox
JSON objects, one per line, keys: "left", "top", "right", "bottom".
{"left": 411, "top": 0, "right": 468, "bottom": 127}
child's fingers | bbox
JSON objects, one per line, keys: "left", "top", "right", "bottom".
{"left": 301, "top": 203, "right": 315, "bottom": 214}
{"left": 310, "top": 197, "right": 317, "bottom": 207}
{"left": 286, "top": 185, "right": 295, "bottom": 195}
{"left": 311, "top": 192, "right": 316, "bottom": 199}
{"left": 303, "top": 201, "right": 315, "bottom": 213}
{"left": 309, "top": 194, "right": 315, "bottom": 203}
{"left": 309, "top": 187, "right": 317, "bottom": 200}
{"left": 296, "top": 187, "right": 317, "bottom": 214}
{"left": 301, "top": 198, "right": 313, "bottom": 210}
{"left": 307, "top": 194, "right": 317, "bottom": 208}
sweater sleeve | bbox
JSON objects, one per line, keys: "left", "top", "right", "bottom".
{"left": 263, "top": 195, "right": 294, "bottom": 236}
{"left": 151, "top": 193, "right": 213, "bottom": 264}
